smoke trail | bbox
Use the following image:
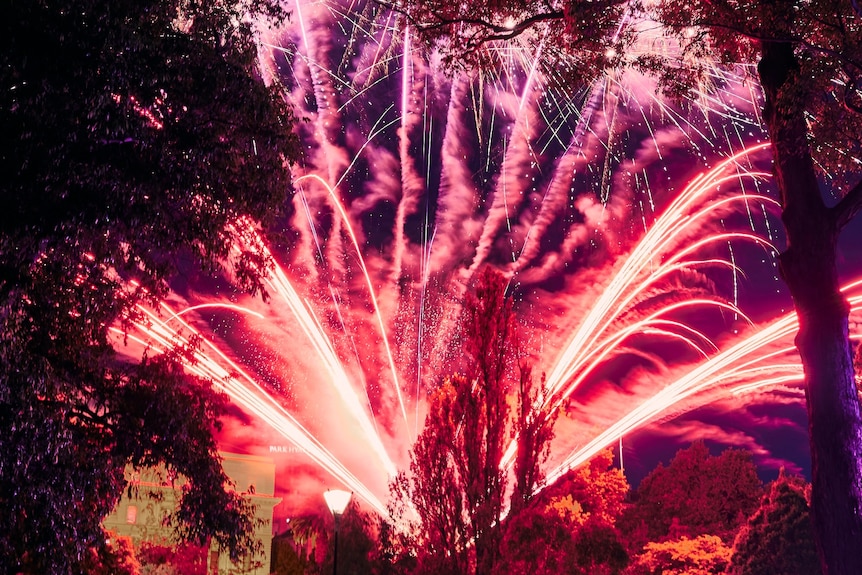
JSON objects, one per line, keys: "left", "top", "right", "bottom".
{"left": 390, "top": 26, "right": 430, "bottom": 289}
{"left": 465, "top": 54, "right": 544, "bottom": 278}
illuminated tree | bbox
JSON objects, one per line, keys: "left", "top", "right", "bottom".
{"left": 629, "top": 534, "right": 732, "bottom": 575}
{"left": 136, "top": 541, "right": 207, "bottom": 575}
{"left": 727, "top": 471, "right": 822, "bottom": 575}
{"left": 0, "top": 0, "right": 297, "bottom": 572}
{"left": 494, "top": 450, "right": 629, "bottom": 575}
{"left": 84, "top": 536, "right": 141, "bottom": 575}
{"left": 389, "top": 0, "right": 862, "bottom": 570}
{"left": 620, "top": 442, "right": 762, "bottom": 550}
{"left": 392, "top": 267, "right": 555, "bottom": 575}
{"left": 495, "top": 504, "right": 577, "bottom": 575}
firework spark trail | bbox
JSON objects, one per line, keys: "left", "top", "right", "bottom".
{"left": 546, "top": 297, "right": 750, "bottom": 411}
{"left": 428, "top": 74, "right": 485, "bottom": 277}
{"left": 290, "top": 1, "right": 351, "bottom": 270}
{"left": 151, "top": 0, "right": 798, "bottom": 508}
{"left": 543, "top": 143, "right": 772, "bottom": 403}
{"left": 544, "top": 314, "right": 796, "bottom": 485}
{"left": 508, "top": 80, "right": 605, "bottom": 277}
{"left": 389, "top": 24, "right": 427, "bottom": 289}
{"left": 544, "top": 280, "right": 862, "bottom": 486}
{"left": 389, "top": 24, "right": 437, "bottom": 436}
{"left": 116, "top": 304, "right": 388, "bottom": 516}
{"left": 231, "top": 219, "right": 400, "bottom": 477}
{"left": 498, "top": 148, "right": 774, "bottom": 470}
{"left": 163, "top": 303, "right": 265, "bottom": 322}
{"left": 419, "top": 73, "right": 489, "bottom": 365}
{"left": 278, "top": 7, "right": 423, "bottom": 431}
{"left": 501, "top": 231, "right": 775, "bottom": 469}
{"left": 465, "top": 44, "right": 545, "bottom": 276}
{"left": 291, "top": 178, "right": 412, "bottom": 432}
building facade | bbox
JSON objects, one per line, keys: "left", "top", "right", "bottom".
{"left": 103, "top": 452, "right": 281, "bottom": 574}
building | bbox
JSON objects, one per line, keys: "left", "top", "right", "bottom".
{"left": 103, "top": 452, "right": 281, "bottom": 574}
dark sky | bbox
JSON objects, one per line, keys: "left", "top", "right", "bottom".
{"left": 171, "top": 0, "right": 862, "bottom": 520}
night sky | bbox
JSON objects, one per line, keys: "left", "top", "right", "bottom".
{"left": 122, "top": 0, "right": 862, "bottom": 523}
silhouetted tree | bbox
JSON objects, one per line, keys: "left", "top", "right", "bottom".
{"left": 392, "top": 267, "right": 554, "bottom": 575}
{"left": 270, "top": 532, "right": 308, "bottom": 575}
{"left": 321, "top": 501, "right": 376, "bottom": 575}
{"left": 84, "top": 536, "right": 141, "bottom": 575}
{"left": 495, "top": 505, "right": 575, "bottom": 575}
{"left": 727, "top": 471, "right": 822, "bottom": 575}
{"left": 280, "top": 513, "right": 328, "bottom": 574}
{"left": 0, "top": 0, "right": 297, "bottom": 572}
{"left": 370, "top": 515, "right": 418, "bottom": 575}
{"left": 388, "top": 1, "right": 862, "bottom": 570}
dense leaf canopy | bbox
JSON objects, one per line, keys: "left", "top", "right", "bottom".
{"left": 621, "top": 442, "right": 763, "bottom": 548}
{"left": 0, "top": 1, "right": 297, "bottom": 573}
{"left": 728, "top": 472, "right": 822, "bottom": 575}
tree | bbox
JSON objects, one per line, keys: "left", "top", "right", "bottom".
{"left": 543, "top": 449, "right": 630, "bottom": 530}
{"left": 629, "top": 535, "right": 732, "bottom": 575}
{"left": 727, "top": 471, "right": 822, "bottom": 575}
{"left": 495, "top": 449, "right": 629, "bottom": 575}
{"left": 270, "top": 534, "right": 307, "bottom": 575}
{"left": 0, "top": 0, "right": 297, "bottom": 572}
{"left": 273, "top": 514, "right": 328, "bottom": 575}
{"left": 511, "top": 363, "right": 556, "bottom": 516}
{"left": 620, "top": 442, "right": 762, "bottom": 550}
{"left": 321, "top": 501, "right": 376, "bottom": 575}
{"left": 554, "top": 450, "right": 630, "bottom": 575}
{"left": 84, "top": 536, "right": 142, "bottom": 575}
{"left": 137, "top": 541, "right": 208, "bottom": 575}
{"left": 388, "top": 1, "right": 862, "bottom": 570}
{"left": 391, "top": 267, "right": 555, "bottom": 575}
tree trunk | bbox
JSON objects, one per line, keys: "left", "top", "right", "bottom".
{"left": 759, "top": 39, "right": 862, "bottom": 575}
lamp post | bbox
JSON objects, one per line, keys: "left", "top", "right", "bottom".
{"left": 324, "top": 489, "right": 352, "bottom": 575}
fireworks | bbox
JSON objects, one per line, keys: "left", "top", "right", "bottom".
{"left": 115, "top": 0, "right": 828, "bottom": 512}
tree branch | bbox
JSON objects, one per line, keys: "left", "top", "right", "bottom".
{"left": 376, "top": 0, "right": 634, "bottom": 53}
{"left": 379, "top": 0, "right": 565, "bottom": 41}
{"left": 659, "top": 2, "right": 862, "bottom": 77}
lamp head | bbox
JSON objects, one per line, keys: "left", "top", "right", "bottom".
{"left": 324, "top": 489, "right": 352, "bottom": 516}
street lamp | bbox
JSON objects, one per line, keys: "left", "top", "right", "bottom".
{"left": 324, "top": 489, "right": 352, "bottom": 575}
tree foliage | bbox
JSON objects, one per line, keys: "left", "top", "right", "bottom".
{"left": 495, "top": 449, "right": 629, "bottom": 575}
{"left": 84, "top": 536, "right": 142, "bottom": 575}
{"left": 620, "top": 442, "right": 763, "bottom": 549}
{"left": 727, "top": 471, "right": 822, "bottom": 575}
{"left": 543, "top": 449, "right": 629, "bottom": 529}
{"left": 323, "top": 501, "right": 377, "bottom": 575}
{"left": 629, "top": 534, "right": 732, "bottom": 575}
{"left": 270, "top": 533, "right": 309, "bottom": 575}
{"left": 136, "top": 541, "right": 207, "bottom": 575}
{"left": 390, "top": 1, "right": 862, "bottom": 571}
{"left": 0, "top": 0, "right": 297, "bottom": 573}
{"left": 391, "top": 267, "right": 555, "bottom": 575}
